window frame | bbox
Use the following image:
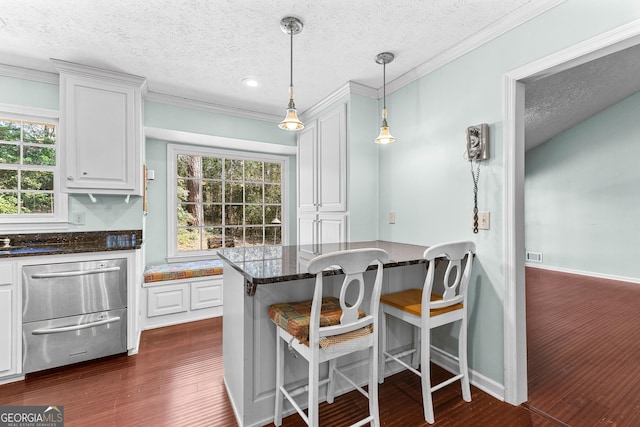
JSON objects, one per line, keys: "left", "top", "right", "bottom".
{"left": 0, "top": 104, "right": 68, "bottom": 230}
{"left": 167, "top": 143, "right": 289, "bottom": 262}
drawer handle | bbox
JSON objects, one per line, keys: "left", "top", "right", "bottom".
{"left": 31, "top": 266, "right": 121, "bottom": 279}
{"left": 31, "top": 316, "right": 121, "bottom": 335}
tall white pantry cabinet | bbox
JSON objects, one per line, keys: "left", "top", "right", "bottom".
{"left": 296, "top": 104, "right": 347, "bottom": 248}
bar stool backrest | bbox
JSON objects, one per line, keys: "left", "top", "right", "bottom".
{"left": 307, "top": 248, "right": 390, "bottom": 348}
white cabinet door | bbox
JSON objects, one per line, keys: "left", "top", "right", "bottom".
{"left": 296, "top": 104, "right": 346, "bottom": 213}
{"left": 54, "top": 60, "right": 145, "bottom": 195}
{"left": 191, "top": 279, "right": 223, "bottom": 311}
{"left": 297, "top": 213, "right": 346, "bottom": 249}
{"left": 297, "top": 122, "right": 317, "bottom": 213}
{"left": 0, "top": 288, "right": 12, "bottom": 374}
{"left": 147, "top": 284, "right": 188, "bottom": 317}
{"left": 318, "top": 213, "right": 346, "bottom": 244}
{"left": 317, "top": 105, "right": 347, "bottom": 212}
{"left": 0, "top": 263, "right": 15, "bottom": 376}
{"left": 297, "top": 213, "right": 317, "bottom": 247}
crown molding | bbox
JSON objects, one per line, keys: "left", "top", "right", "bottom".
{"left": 0, "top": 63, "right": 58, "bottom": 85}
{"left": 301, "top": 81, "right": 377, "bottom": 120}
{"left": 144, "top": 91, "right": 281, "bottom": 123}
{"left": 381, "top": 0, "right": 567, "bottom": 97}
{"left": 51, "top": 59, "right": 147, "bottom": 92}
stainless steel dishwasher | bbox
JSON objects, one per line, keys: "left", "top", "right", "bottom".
{"left": 22, "top": 258, "right": 127, "bottom": 373}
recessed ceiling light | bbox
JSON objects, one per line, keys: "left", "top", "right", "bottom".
{"left": 242, "top": 78, "right": 260, "bottom": 88}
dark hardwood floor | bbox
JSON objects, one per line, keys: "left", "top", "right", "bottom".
{"left": 14, "top": 274, "right": 637, "bottom": 427}
{"left": 1, "top": 317, "right": 552, "bottom": 426}
{"left": 525, "top": 267, "right": 640, "bottom": 426}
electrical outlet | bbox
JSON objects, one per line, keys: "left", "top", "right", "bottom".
{"left": 72, "top": 212, "right": 85, "bottom": 225}
{"left": 389, "top": 211, "right": 396, "bottom": 224}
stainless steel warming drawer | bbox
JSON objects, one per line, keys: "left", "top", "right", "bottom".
{"left": 22, "top": 258, "right": 127, "bottom": 373}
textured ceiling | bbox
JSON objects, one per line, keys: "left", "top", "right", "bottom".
{"left": 0, "top": 0, "right": 536, "bottom": 117}
{"left": 525, "top": 43, "right": 640, "bottom": 150}
{"left": 2, "top": 0, "right": 633, "bottom": 148}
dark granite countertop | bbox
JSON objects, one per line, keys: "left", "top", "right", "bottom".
{"left": 217, "top": 240, "right": 429, "bottom": 296}
{"left": 0, "top": 230, "right": 142, "bottom": 259}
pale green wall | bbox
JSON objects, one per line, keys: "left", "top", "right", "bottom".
{"left": 347, "top": 94, "right": 380, "bottom": 241}
{"left": 145, "top": 101, "right": 295, "bottom": 147}
{"left": 377, "top": 0, "right": 640, "bottom": 383}
{"left": 143, "top": 101, "right": 297, "bottom": 266}
{"left": 525, "top": 90, "right": 640, "bottom": 279}
{"left": 0, "top": 76, "right": 58, "bottom": 110}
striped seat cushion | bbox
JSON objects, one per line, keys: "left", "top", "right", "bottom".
{"left": 143, "top": 260, "right": 223, "bottom": 283}
{"left": 268, "top": 296, "right": 368, "bottom": 346}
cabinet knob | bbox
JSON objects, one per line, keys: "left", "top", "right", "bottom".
{"left": 67, "top": 176, "right": 74, "bottom": 180}
{"left": 83, "top": 172, "right": 88, "bottom": 175}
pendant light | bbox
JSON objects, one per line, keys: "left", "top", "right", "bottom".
{"left": 278, "top": 17, "right": 304, "bottom": 131}
{"left": 375, "top": 52, "right": 395, "bottom": 144}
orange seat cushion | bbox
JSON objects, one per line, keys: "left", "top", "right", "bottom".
{"left": 380, "top": 289, "right": 463, "bottom": 317}
{"left": 268, "top": 296, "right": 366, "bottom": 346}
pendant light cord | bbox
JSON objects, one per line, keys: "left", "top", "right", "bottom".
{"left": 289, "top": 28, "right": 294, "bottom": 88}
{"left": 383, "top": 61, "right": 386, "bottom": 110}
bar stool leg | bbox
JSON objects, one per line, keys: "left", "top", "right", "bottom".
{"left": 327, "top": 359, "right": 337, "bottom": 404}
{"left": 274, "top": 332, "right": 284, "bottom": 426}
{"left": 459, "top": 319, "right": 471, "bottom": 402}
{"left": 411, "top": 325, "right": 421, "bottom": 369}
{"left": 308, "top": 351, "right": 320, "bottom": 427}
{"left": 369, "top": 345, "right": 380, "bottom": 426}
{"left": 421, "top": 328, "right": 435, "bottom": 424}
{"left": 378, "top": 310, "right": 387, "bottom": 384}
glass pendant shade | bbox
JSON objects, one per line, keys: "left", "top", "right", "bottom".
{"left": 375, "top": 125, "right": 395, "bottom": 144}
{"left": 279, "top": 106, "right": 304, "bottom": 131}
{"left": 279, "top": 84, "right": 304, "bottom": 131}
{"left": 375, "top": 106, "right": 395, "bottom": 144}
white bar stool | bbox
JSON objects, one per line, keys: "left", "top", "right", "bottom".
{"left": 268, "top": 248, "right": 389, "bottom": 427}
{"left": 379, "top": 241, "right": 476, "bottom": 423}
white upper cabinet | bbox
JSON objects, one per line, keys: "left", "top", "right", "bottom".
{"left": 297, "top": 104, "right": 347, "bottom": 213}
{"left": 53, "top": 60, "right": 147, "bottom": 195}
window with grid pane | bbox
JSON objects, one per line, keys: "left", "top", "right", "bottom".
{"left": 175, "top": 153, "right": 283, "bottom": 252}
{"left": 0, "top": 117, "right": 58, "bottom": 217}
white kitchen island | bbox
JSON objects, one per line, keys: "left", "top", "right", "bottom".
{"left": 218, "top": 241, "right": 429, "bottom": 427}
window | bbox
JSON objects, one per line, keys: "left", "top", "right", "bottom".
{"left": 168, "top": 144, "right": 288, "bottom": 258}
{"left": 0, "top": 110, "right": 67, "bottom": 225}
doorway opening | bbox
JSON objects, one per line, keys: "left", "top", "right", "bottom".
{"left": 502, "top": 19, "right": 640, "bottom": 406}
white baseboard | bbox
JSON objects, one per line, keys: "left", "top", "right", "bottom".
{"left": 430, "top": 346, "right": 505, "bottom": 402}
{"left": 525, "top": 263, "right": 640, "bottom": 284}
{"left": 0, "top": 374, "right": 25, "bottom": 386}
{"left": 223, "top": 377, "right": 245, "bottom": 427}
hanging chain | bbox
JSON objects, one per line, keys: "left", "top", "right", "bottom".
{"left": 471, "top": 160, "right": 480, "bottom": 234}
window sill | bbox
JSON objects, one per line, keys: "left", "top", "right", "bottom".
{"left": 166, "top": 253, "right": 222, "bottom": 263}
